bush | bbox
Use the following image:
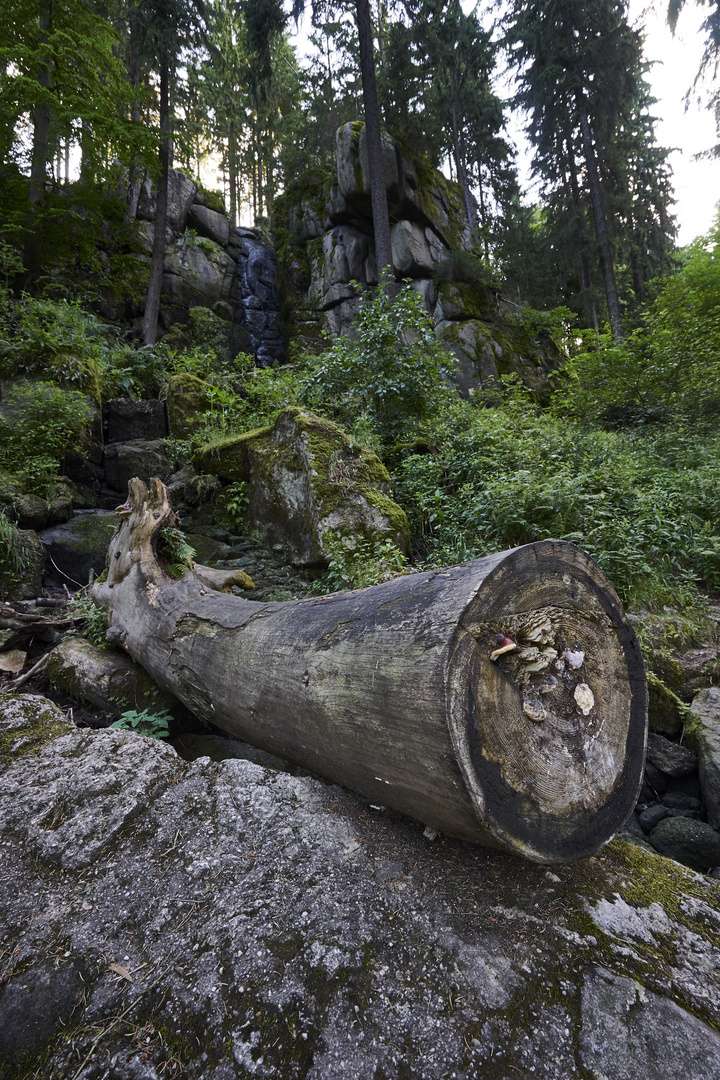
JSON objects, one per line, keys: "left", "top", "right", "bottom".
{"left": 392, "top": 395, "right": 720, "bottom": 607}
{"left": 0, "top": 381, "right": 91, "bottom": 493}
{"left": 303, "top": 275, "right": 453, "bottom": 443}
{"left": 0, "top": 296, "right": 107, "bottom": 400}
{"left": 554, "top": 216, "right": 720, "bottom": 428}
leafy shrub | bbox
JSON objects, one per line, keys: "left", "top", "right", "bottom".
{"left": 303, "top": 275, "right": 453, "bottom": 443}
{"left": 99, "top": 344, "right": 166, "bottom": 400}
{"left": 0, "top": 382, "right": 91, "bottom": 493}
{"left": 313, "top": 532, "right": 408, "bottom": 593}
{"left": 392, "top": 396, "right": 720, "bottom": 607}
{"left": 0, "top": 296, "right": 109, "bottom": 399}
{"left": 555, "top": 216, "right": 720, "bottom": 427}
{"left": 67, "top": 594, "right": 110, "bottom": 648}
{"left": 0, "top": 510, "right": 31, "bottom": 592}
{"left": 161, "top": 307, "right": 232, "bottom": 369}
{"left": 216, "top": 481, "right": 249, "bottom": 531}
{"left": 111, "top": 709, "right": 170, "bottom": 739}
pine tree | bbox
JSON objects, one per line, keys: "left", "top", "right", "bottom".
{"left": 505, "top": 0, "right": 675, "bottom": 336}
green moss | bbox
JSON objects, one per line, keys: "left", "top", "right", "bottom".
{"left": 0, "top": 692, "right": 74, "bottom": 769}
{"left": 647, "top": 671, "right": 688, "bottom": 736}
{"left": 166, "top": 372, "right": 215, "bottom": 440}
{"left": 194, "top": 423, "right": 274, "bottom": 483}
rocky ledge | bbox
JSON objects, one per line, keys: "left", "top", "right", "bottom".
{"left": 1, "top": 693, "right": 720, "bottom": 1080}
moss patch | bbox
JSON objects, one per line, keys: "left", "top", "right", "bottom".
{"left": 0, "top": 691, "right": 74, "bottom": 770}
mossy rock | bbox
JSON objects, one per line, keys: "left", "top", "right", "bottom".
{"left": 0, "top": 527, "right": 45, "bottom": 601}
{"left": 647, "top": 672, "right": 687, "bottom": 738}
{"left": 434, "top": 281, "right": 492, "bottom": 322}
{"left": 196, "top": 407, "right": 409, "bottom": 567}
{"left": 0, "top": 691, "right": 74, "bottom": 771}
{"left": 45, "top": 637, "right": 174, "bottom": 719}
{"left": 165, "top": 373, "right": 215, "bottom": 439}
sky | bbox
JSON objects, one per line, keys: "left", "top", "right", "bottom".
{"left": 627, "top": 0, "right": 720, "bottom": 244}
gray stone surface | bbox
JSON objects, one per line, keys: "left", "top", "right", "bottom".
{"left": 188, "top": 202, "right": 231, "bottom": 248}
{"left": 45, "top": 637, "right": 176, "bottom": 720}
{"left": 137, "top": 168, "right": 198, "bottom": 234}
{"left": 646, "top": 731, "right": 698, "bottom": 777}
{"left": 39, "top": 510, "right": 118, "bottom": 589}
{"left": 689, "top": 686, "right": 720, "bottom": 830}
{"left": 649, "top": 815, "right": 720, "bottom": 871}
{"left": 162, "top": 239, "right": 236, "bottom": 324}
{"left": 103, "top": 439, "right": 173, "bottom": 493}
{"left": 580, "top": 965, "right": 720, "bottom": 1080}
{"left": 104, "top": 398, "right": 168, "bottom": 444}
{"left": 2, "top": 694, "right": 720, "bottom": 1078}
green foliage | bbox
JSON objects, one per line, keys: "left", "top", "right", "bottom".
{"left": 0, "top": 510, "right": 30, "bottom": 588}
{"left": 434, "top": 249, "right": 499, "bottom": 292}
{"left": 99, "top": 344, "right": 167, "bottom": 401}
{"left": 217, "top": 481, "right": 249, "bottom": 531}
{"left": 303, "top": 275, "right": 454, "bottom": 444}
{"left": 161, "top": 307, "right": 231, "bottom": 369}
{"left": 0, "top": 296, "right": 107, "bottom": 397}
{"left": 392, "top": 396, "right": 720, "bottom": 607}
{"left": 313, "top": 532, "right": 408, "bottom": 593}
{"left": 158, "top": 526, "right": 196, "bottom": 578}
{"left": 67, "top": 594, "right": 110, "bottom": 649}
{"left": 0, "top": 382, "right": 91, "bottom": 493}
{"left": 111, "top": 709, "right": 170, "bottom": 739}
{"left": 555, "top": 218, "right": 720, "bottom": 426}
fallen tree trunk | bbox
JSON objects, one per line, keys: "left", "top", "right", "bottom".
{"left": 94, "top": 478, "right": 648, "bottom": 863}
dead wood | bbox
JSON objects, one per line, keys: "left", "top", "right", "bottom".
{"left": 93, "top": 477, "right": 648, "bottom": 863}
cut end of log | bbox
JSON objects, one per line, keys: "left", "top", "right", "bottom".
{"left": 447, "top": 541, "right": 647, "bottom": 863}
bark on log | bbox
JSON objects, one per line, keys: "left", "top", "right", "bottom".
{"left": 94, "top": 478, "right": 648, "bottom": 863}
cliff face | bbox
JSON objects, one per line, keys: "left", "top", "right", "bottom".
{"left": 274, "top": 123, "right": 565, "bottom": 400}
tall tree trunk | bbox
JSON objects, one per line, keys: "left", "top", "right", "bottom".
{"left": 24, "top": 0, "right": 53, "bottom": 282}
{"left": 477, "top": 167, "right": 490, "bottom": 260}
{"left": 228, "top": 122, "right": 238, "bottom": 227}
{"left": 565, "top": 141, "right": 598, "bottom": 331}
{"left": 355, "top": 0, "right": 393, "bottom": 282}
{"left": 564, "top": 27, "right": 623, "bottom": 340}
{"left": 450, "top": 94, "right": 476, "bottom": 236}
{"left": 126, "top": 5, "right": 143, "bottom": 222}
{"left": 142, "top": 53, "right": 172, "bottom": 347}
{"left": 575, "top": 98, "right": 623, "bottom": 340}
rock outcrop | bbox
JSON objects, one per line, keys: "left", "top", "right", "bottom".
{"left": 125, "top": 168, "right": 286, "bottom": 366}
{"left": 195, "top": 407, "right": 410, "bottom": 566}
{"left": 1, "top": 692, "right": 720, "bottom": 1079}
{"left": 275, "top": 123, "right": 566, "bottom": 399}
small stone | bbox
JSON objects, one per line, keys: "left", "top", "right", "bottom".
{"left": 646, "top": 733, "right": 698, "bottom": 778}
{"left": 648, "top": 816, "right": 720, "bottom": 872}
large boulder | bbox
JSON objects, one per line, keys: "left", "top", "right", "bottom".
{"left": 39, "top": 510, "right": 117, "bottom": 589}
{"left": 161, "top": 238, "right": 236, "bottom": 328}
{"left": 688, "top": 686, "right": 720, "bottom": 829}
{"left": 103, "top": 398, "right": 168, "bottom": 443}
{"left": 307, "top": 226, "right": 369, "bottom": 311}
{"left": 103, "top": 439, "right": 173, "bottom": 493}
{"left": 1, "top": 708, "right": 720, "bottom": 1079}
{"left": 136, "top": 168, "right": 198, "bottom": 235}
{"left": 165, "top": 373, "right": 215, "bottom": 440}
{"left": 188, "top": 202, "right": 231, "bottom": 248}
{"left": 0, "top": 691, "right": 73, "bottom": 771}
{"left": 45, "top": 637, "right": 176, "bottom": 720}
{"left": 195, "top": 407, "right": 410, "bottom": 566}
